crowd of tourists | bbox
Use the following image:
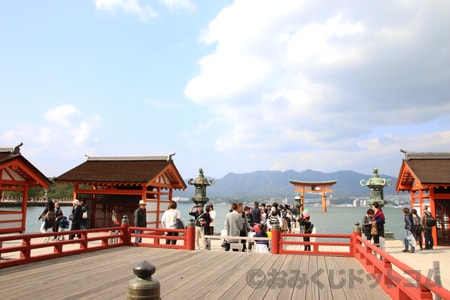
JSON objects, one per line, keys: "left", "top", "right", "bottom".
{"left": 182, "top": 201, "right": 314, "bottom": 252}
{"left": 141, "top": 199, "right": 314, "bottom": 252}
{"left": 38, "top": 198, "right": 88, "bottom": 242}
{"left": 361, "top": 203, "right": 435, "bottom": 253}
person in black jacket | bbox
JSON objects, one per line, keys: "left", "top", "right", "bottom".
{"left": 303, "top": 212, "right": 313, "bottom": 251}
{"left": 53, "top": 201, "right": 64, "bottom": 240}
{"left": 134, "top": 200, "right": 147, "bottom": 243}
{"left": 69, "top": 199, "right": 83, "bottom": 240}
{"left": 38, "top": 199, "right": 55, "bottom": 242}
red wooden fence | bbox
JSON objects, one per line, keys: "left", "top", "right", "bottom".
{"left": 1, "top": 221, "right": 450, "bottom": 300}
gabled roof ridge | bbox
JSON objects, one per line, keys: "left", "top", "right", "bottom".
{"left": 0, "top": 142, "right": 23, "bottom": 154}
{"left": 86, "top": 154, "right": 175, "bottom": 161}
{"left": 404, "top": 152, "right": 450, "bottom": 160}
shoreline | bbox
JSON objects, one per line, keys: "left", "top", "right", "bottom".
{"left": 0, "top": 200, "right": 73, "bottom": 207}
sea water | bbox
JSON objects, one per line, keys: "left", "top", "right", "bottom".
{"left": 22, "top": 203, "right": 405, "bottom": 240}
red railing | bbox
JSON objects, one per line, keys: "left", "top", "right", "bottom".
{"left": 128, "top": 225, "right": 195, "bottom": 250}
{"left": 353, "top": 235, "right": 450, "bottom": 300}
{"left": 0, "top": 222, "right": 195, "bottom": 268}
{"left": 2, "top": 221, "right": 450, "bottom": 300}
{"left": 0, "top": 227, "right": 126, "bottom": 268}
{"left": 277, "top": 232, "right": 354, "bottom": 256}
{"left": 269, "top": 226, "right": 450, "bottom": 300}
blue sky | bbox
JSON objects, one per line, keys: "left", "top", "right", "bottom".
{"left": 1, "top": 0, "right": 450, "bottom": 180}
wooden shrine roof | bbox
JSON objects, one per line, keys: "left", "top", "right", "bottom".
{"left": 0, "top": 144, "right": 52, "bottom": 189}
{"left": 55, "top": 155, "right": 187, "bottom": 190}
{"left": 396, "top": 151, "right": 450, "bottom": 191}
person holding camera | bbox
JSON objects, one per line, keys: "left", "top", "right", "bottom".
{"left": 189, "top": 204, "right": 208, "bottom": 250}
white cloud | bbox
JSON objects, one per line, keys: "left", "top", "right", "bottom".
{"left": 95, "top": 0, "right": 196, "bottom": 21}
{"left": 1, "top": 105, "right": 101, "bottom": 163}
{"left": 95, "top": 0, "right": 158, "bottom": 22}
{"left": 185, "top": 0, "right": 450, "bottom": 176}
{"left": 159, "top": 0, "right": 196, "bottom": 12}
{"left": 45, "top": 104, "right": 79, "bottom": 127}
{"left": 72, "top": 120, "right": 96, "bottom": 146}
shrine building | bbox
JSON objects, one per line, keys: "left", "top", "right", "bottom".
{"left": 396, "top": 150, "right": 450, "bottom": 246}
{"left": 55, "top": 154, "right": 186, "bottom": 229}
{"left": 0, "top": 143, "right": 52, "bottom": 233}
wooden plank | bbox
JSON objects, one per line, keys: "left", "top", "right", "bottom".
{"left": 242, "top": 253, "right": 288, "bottom": 300}
{"left": 328, "top": 255, "right": 391, "bottom": 300}
{"left": 290, "top": 254, "right": 310, "bottom": 299}
{"left": 317, "top": 255, "right": 334, "bottom": 300}
{"left": 276, "top": 254, "right": 297, "bottom": 299}
{"left": 162, "top": 251, "right": 251, "bottom": 299}
{"left": 307, "top": 255, "right": 321, "bottom": 300}
{"left": 203, "top": 253, "right": 273, "bottom": 299}
{"left": 0, "top": 246, "right": 422, "bottom": 299}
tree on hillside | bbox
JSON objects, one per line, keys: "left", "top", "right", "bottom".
{"left": 1, "top": 178, "right": 74, "bottom": 201}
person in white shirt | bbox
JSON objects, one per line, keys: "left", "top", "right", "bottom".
{"left": 161, "top": 201, "right": 182, "bottom": 245}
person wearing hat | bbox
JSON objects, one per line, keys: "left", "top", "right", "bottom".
{"left": 68, "top": 199, "right": 83, "bottom": 240}
{"left": 189, "top": 204, "right": 207, "bottom": 250}
{"left": 134, "top": 200, "right": 147, "bottom": 243}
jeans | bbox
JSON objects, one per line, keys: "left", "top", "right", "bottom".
{"left": 165, "top": 231, "right": 179, "bottom": 245}
{"left": 404, "top": 230, "right": 415, "bottom": 251}
{"left": 135, "top": 230, "right": 142, "bottom": 243}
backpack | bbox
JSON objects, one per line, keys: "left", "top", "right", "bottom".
{"left": 426, "top": 215, "right": 436, "bottom": 227}
{"left": 60, "top": 216, "right": 70, "bottom": 229}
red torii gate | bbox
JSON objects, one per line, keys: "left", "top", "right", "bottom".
{"left": 289, "top": 179, "right": 338, "bottom": 212}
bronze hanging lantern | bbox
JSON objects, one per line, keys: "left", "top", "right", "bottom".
{"left": 188, "top": 168, "right": 215, "bottom": 206}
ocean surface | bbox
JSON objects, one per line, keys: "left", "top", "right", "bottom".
{"left": 21, "top": 203, "right": 406, "bottom": 240}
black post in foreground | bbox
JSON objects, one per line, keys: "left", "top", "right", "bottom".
{"left": 127, "top": 260, "right": 160, "bottom": 300}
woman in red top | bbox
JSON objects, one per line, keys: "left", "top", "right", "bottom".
{"left": 372, "top": 202, "right": 385, "bottom": 247}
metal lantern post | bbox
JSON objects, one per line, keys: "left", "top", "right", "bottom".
{"left": 188, "top": 168, "right": 215, "bottom": 206}
{"left": 359, "top": 167, "right": 392, "bottom": 208}
{"left": 294, "top": 193, "right": 302, "bottom": 212}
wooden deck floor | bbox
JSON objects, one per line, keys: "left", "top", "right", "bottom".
{"left": 0, "top": 246, "right": 390, "bottom": 300}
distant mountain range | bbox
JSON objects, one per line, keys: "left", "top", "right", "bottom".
{"left": 173, "top": 169, "right": 398, "bottom": 201}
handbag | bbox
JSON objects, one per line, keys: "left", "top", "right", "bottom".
{"left": 82, "top": 211, "right": 88, "bottom": 219}
{"left": 407, "top": 232, "right": 416, "bottom": 245}
{"left": 371, "top": 223, "right": 378, "bottom": 235}
{"left": 175, "top": 218, "right": 185, "bottom": 229}
{"left": 220, "top": 229, "right": 229, "bottom": 247}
